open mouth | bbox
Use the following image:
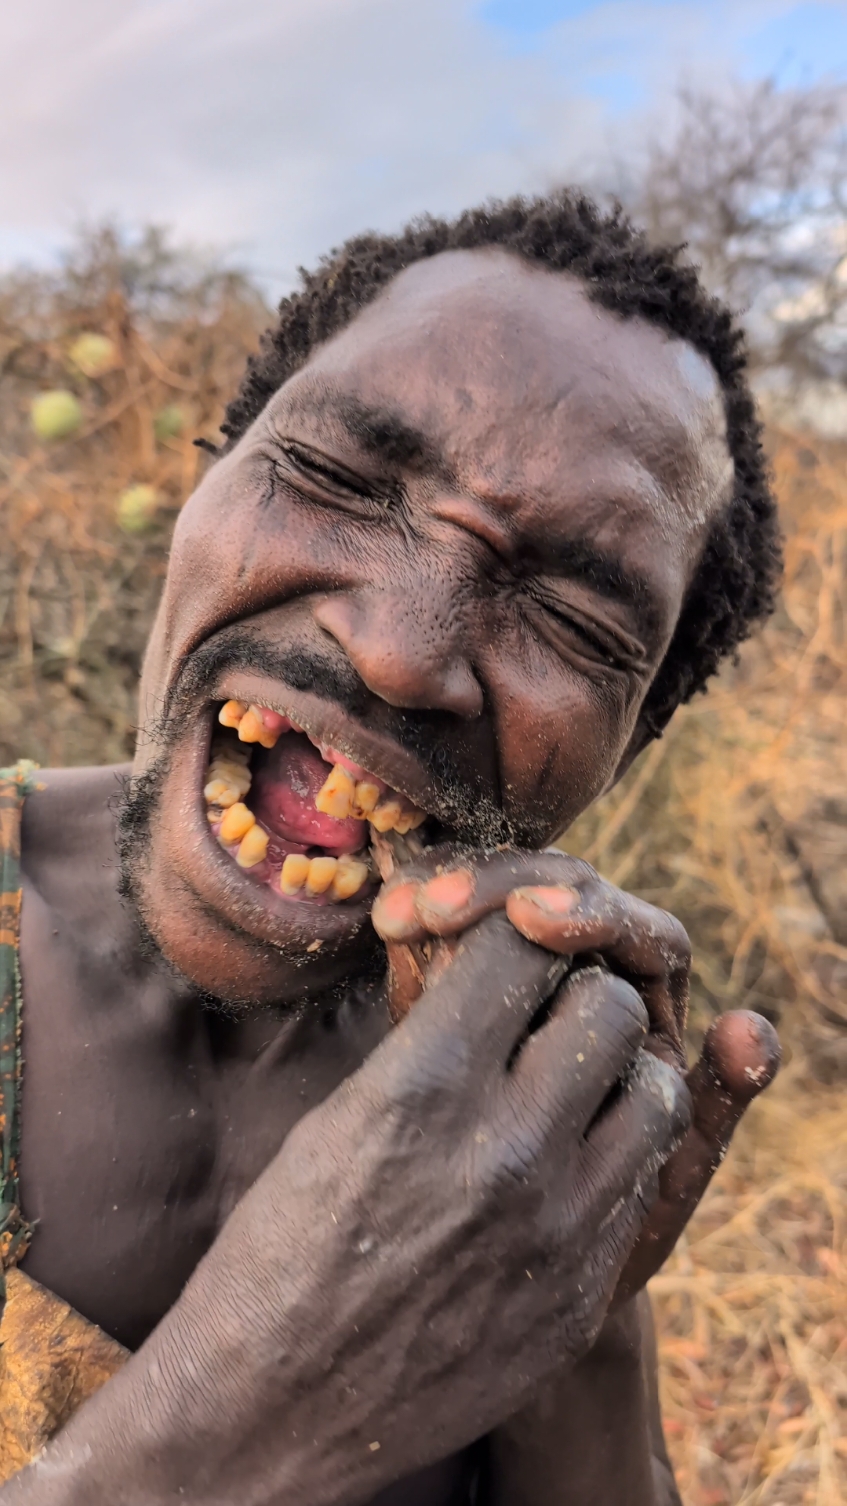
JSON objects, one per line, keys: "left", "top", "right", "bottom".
{"left": 202, "top": 700, "right": 429, "bottom": 908}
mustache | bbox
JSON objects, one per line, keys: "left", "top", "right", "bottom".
{"left": 157, "top": 628, "right": 369, "bottom": 733}
{"left": 154, "top": 626, "right": 512, "bottom": 845}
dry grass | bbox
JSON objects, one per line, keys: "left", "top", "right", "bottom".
{"left": 0, "top": 231, "right": 844, "bottom": 1502}
{"left": 565, "top": 433, "right": 847, "bottom": 1501}
{"left": 653, "top": 1067, "right": 846, "bottom": 1505}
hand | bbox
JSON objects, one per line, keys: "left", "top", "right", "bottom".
{"left": 372, "top": 845, "right": 780, "bottom": 1300}
{"left": 16, "top": 909, "right": 690, "bottom": 1506}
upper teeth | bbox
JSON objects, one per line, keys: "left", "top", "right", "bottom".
{"left": 203, "top": 738, "right": 252, "bottom": 807}
{"left": 313, "top": 762, "right": 425, "bottom": 833}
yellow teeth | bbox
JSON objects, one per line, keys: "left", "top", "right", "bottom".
{"left": 368, "top": 798, "right": 404, "bottom": 833}
{"left": 331, "top": 855, "right": 369, "bottom": 901}
{"left": 203, "top": 778, "right": 243, "bottom": 809}
{"left": 315, "top": 764, "right": 357, "bottom": 819}
{"left": 237, "top": 706, "right": 279, "bottom": 749}
{"left": 279, "top": 853, "right": 370, "bottom": 901}
{"left": 313, "top": 766, "right": 425, "bottom": 833}
{"left": 305, "top": 856, "right": 338, "bottom": 895}
{"left": 371, "top": 795, "right": 426, "bottom": 833}
{"left": 218, "top": 700, "right": 282, "bottom": 747}
{"left": 218, "top": 700, "right": 248, "bottom": 728}
{"left": 218, "top": 801, "right": 256, "bottom": 845}
{"left": 280, "top": 854, "right": 310, "bottom": 895}
{"left": 235, "top": 825, "right": 269, "bottom": 868}
{"left": 394, "top": 807, "right": 427, "bottom": 835}
{"left": 208, "top": 761, "right": 251, "bottom": 795}
{"left": 351, "top": 781, "right": 380, "bottom": 816}
{"left": 204, "top": 736, "right": 252, "bottom": 812}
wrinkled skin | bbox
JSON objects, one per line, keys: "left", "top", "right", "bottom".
{"left": 9, "top": 250, "right": 779, "bottom": 1506}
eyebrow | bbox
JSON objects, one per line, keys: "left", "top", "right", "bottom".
{"left": 291, "top": 389, "right": 445, "bottom": 474}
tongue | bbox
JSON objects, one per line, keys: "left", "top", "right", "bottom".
{"left": 250, "top": 734, "right": 368, "bottom": 854}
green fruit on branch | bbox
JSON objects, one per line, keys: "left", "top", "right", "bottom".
{"left": 154, "top": 404, "right": 185, "bottom": 442}
{"left": 68, "top": 332, "right": 116, "bottom": 378}
{"left": 31, "top": 390, "right": 83, "bottom": 441}
{"left": 116, "top": 484, "right": 160, "bottom": 534}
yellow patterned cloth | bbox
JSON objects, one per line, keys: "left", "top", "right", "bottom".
{"left": 0, "top": 1269, "right": 127, "bottom": 1482}
{"left": 0, "top": 764, "right": 127, "bottom": 1481}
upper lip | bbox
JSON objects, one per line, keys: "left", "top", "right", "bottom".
{"left": 212, "top": 669, "right": 445, "bottom": 820}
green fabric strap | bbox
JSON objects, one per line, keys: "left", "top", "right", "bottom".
{"left": 0, "top": 760, "right": 39, "bottom": 1317}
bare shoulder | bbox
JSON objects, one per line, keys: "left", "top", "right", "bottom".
{"left": 20, "top": 763, "right": 129, "bottom": 896}
{"left": 18, "top": 762, "right": 142, "bottom": 1027}
{"left": 16, "top": 763, "right": 221, "bottom": 1347}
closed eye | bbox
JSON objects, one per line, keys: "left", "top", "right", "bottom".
{"left": 273, "top": 440, "right": 396, "bottom": 516}
{"left": 523, "top": 589, "right": 647, "bottom": 673}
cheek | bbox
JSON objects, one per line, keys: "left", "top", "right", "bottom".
{"left": 484, "top": 633, "right": 634, "bottom": 841}
{"left": 147, "top": 478, "right": 346, "bottom": 682}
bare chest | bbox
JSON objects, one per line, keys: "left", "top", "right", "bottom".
{"left": 17, "top": 877, "right": 386, "bottom": 1350}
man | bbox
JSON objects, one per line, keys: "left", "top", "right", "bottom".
{"left": 4, "top": 192, "right": 780, "bottom": 1504}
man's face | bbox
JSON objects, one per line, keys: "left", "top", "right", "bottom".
{"left": 130, "top": 249, "right": 732, "bottom": 1004}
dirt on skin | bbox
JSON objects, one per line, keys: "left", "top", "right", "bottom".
{"left": 1, "top": 231, "right": 844, "bottom": 1504}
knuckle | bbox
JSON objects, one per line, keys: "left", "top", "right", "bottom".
{"left": 465, "top": 910, "right": 564, "bottom": 990}
{"left": 570, "top": 968, "right": 649, "bottom": 1047}
{"left": 655, "top": 909, "right": 692, "bottom": 970}
{"left": 378, "top": 1026, "right": 474, "bottom": 1107}
{"left": 564, "top": 857, "right": 602, "bottom": 895}
{"left": 539, "top": 850, "right": 600, "bottom": 890}
{"left": 631, "top": 1054, "right": 692, "bottom": 1141}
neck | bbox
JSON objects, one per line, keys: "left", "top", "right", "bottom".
{"left": 20, "top": 763, "right": 387, "bottom": 1065}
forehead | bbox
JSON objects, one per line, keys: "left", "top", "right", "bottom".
{"left": 264, "top": 248, "right": 733, "bottom": 572}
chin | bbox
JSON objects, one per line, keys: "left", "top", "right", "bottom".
{"left": 119, "top": 674, "right": 447, "bottom": 1008}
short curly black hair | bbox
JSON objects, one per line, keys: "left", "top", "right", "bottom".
{"left": 222, "top": 190, "right": 781, "bottom": 737}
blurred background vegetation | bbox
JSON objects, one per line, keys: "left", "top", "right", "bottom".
{"left": 1, "top": 77, "right": 845, "bottom": 1506}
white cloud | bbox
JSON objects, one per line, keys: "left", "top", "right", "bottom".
{"left": 0, "top": 0, "right": 815, "bottom": 296}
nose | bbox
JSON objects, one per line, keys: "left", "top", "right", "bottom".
{"left": 313, "top": 587, "right": 484, "bottom": 718}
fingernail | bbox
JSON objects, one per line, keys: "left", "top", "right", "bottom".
{"left": 509, "top": 885, "right": 580, "bottom": 916}
{"left": 372, "top": 881, "right": 421, "bottom": 939}
{"left": 416, "top": 868, "right": 475, "bottom": 918}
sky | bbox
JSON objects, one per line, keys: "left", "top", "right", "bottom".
{"left": 2, "top": 0, "right": 846, "bottom": 298}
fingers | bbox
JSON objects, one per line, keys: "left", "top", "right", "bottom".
{"left": 509, "top": 967, "right": 650, "bottom": 1137}
{"left": 535, "top": 1053, "right": 691, "bottom": 1309}
{"left": 372, "top": 847, "right": 587, "bottom": 944}
{"left": 580, "top": 1052, "right": 692, "bottom": 1219}
{"left": 689, "top": 1009, "right": 781, "bottom": 1125}
{"left": 657, "top": 1010, "right": 780, "bottom": 1206}
{"left": 395, "top": 910, "right": 568, "bottom": 1072}
{"left": 505, "top": 887, "right": 689, "bottom": 1068}
{"left": 371, "top": 846, "right": 690, "bottom": 1066}
{"left": 613, "top": 1010, "right": 780, "bottom": 1302}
